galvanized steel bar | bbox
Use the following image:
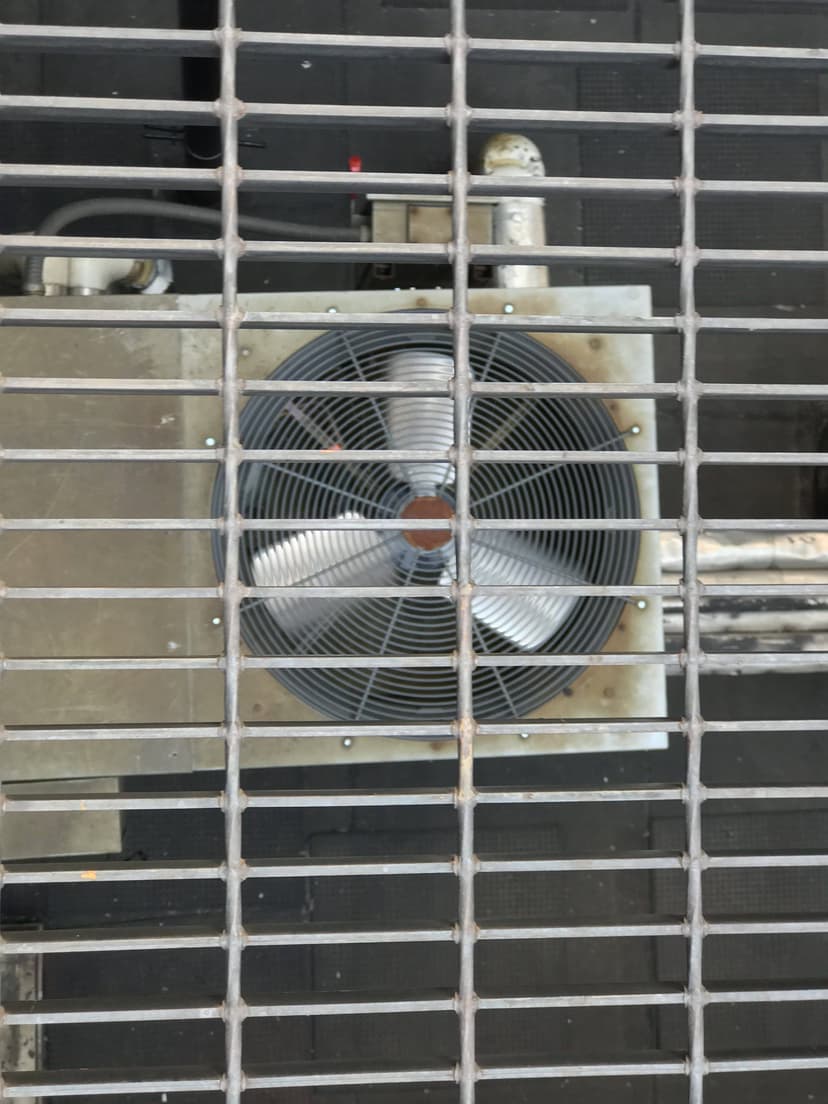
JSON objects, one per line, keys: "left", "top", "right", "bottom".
{"left": 215, "top": 4, "right": 245, "bottom": 1101}
{"left": 6, "top": 236, "right": 828, "bottom": 271}
{"left": 4, "top": 717, "right": 827, "bottom": 745}
{"left": 4, "top": 163, "right": 828, "bottom": 200}
{"left": 6, "top": 304, "right": 828, "bottom": 334}
{"left": 5, "top": 517, "right": 828, "bottom": 534}
{"left": 8, "top": 984, "right": 828, "bottom": 1029}
{"left": 4, "top": 652, "right": 825, "bottom": 673}
{"left": 450, "top": 3, "right": 478, "bottom": 1100}
{"left": 6, "top": 782, "right": 828, "bottom": 815}
{"left": 10, "top": 913, "right": 828, "bottom": 959}
{"left": 6, "top": 94, "right": 828, "bottom": 135}
{"left": 4, "top": 24, "right": 828, "bottom": 70}
{"left": 678, "top": 4, "right": 706, "bottom": 1102}
{"left": 6, "top": 377, "right": 827, "bottom": 399}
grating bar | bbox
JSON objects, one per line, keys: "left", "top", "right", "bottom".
{"left": 6, "top": 719, "right": 828, "bottom": 746}
{"left": 13, "top": 848, "right": 828, "bottom": 887}
{"left": 8, "top": 1057, "right": 828, "bottom": 1098}
{"left": 6, "top": 377, "right": 828, "bottom": 400}
{"left": 677, "top": 6, "right": 706, "bottom": 1103}
{"left": 10, "top": 234, "right": 828, "bottom": 269}
{"left": 7, "top": 446, "right": 828, "bottom": 465}
{"left": 7, "top": 718, "right": 825, "bottom": 743}
{"left": 2, "top": 652, "right": 824, "bottom": 672}
{"left": 9, "top": 984, "right": 828, "bottom": 1027}
{"left": 5, "top": 24, "right": 828, "bottom": 70}
{"left": 213, "top": 6, "right": 245, "bottom": 1103}
{"left": 5, "top": 163, "right": 828, "bottom": 200}
{"left": 5, "top": 517, "right": 828, "bottom": 533}
{"left": 6, "top": 783, "right": 828, "bottom": 814}
{"left": 6, "top": 305, "right": 828, "bottom": 334}
{"left": 6, "top": 95, "right": 828, "bottom": 137}
{"left": 11, "top": 916, "right": 828, "bottom": 957}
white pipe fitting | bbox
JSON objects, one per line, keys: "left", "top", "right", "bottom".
{"left": 481, "top": 133, "right": 549, "bottom": 289}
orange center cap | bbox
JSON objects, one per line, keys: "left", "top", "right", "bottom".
{"left": 400, "top": 496, "right": 454, "bottom": 551}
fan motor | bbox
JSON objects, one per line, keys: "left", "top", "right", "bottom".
{"left": 212, "top": 327, "right": 639, "bottom": 723}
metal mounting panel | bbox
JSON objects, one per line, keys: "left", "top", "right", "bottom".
{"left": 1, "top": 286, "right": 665, "bottom": 780}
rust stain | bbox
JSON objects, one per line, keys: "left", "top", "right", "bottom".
{"left": 80, "top": 870, "right": 98, "bottom": 881}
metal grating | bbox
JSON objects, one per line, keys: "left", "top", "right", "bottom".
{"left": 0, "top": 1, "right": 827, "bottom": 1102}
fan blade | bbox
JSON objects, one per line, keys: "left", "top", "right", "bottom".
{"left": 251, "top": 512, "right": 398, "bottom": 636}
{"left": 441, "top": 532, "right": 580, "bottom": 651}
{"left": 386, "top": 350, "right": 455, "bottom": 495}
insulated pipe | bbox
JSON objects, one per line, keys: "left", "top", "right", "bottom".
{"left": 22, "top": 197, "right": 360, "bottom": 293}
{"left": 481, "top": 133, "right": 550, "bottom": 289}
{"left": 660, "top": 530, "right": 828, "bottom": 573}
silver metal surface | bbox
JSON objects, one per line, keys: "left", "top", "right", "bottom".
{"left": 1, "top": 1, "right": 828, "bottom": 1099}
{"left": 482, "top": 132, "right": 550, "bottom": 289}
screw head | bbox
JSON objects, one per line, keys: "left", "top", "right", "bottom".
{"left": 204, "top": 436, "right": 217, "bottom": 447}
{"left": 519, "top": 731, "right": 530, "bottom": 740}
{"left": 636, "top": 599, "right": 648, "bottom": 610}
{"left": 503, "top": 303, "right": 515, "bottom": 314}
{"left": 326, "top": 306, "right": 338, "bottom": 314}
{"left": 240, "top": 346, "right": 251, "bottom": 358}
{"left": 630, "top": 424, "right": 641, "bottom": 436}
{"left": 211, "top": 616, "right": 222, "bottom": 626}
{"left": 342, "top": 737, "right": 354, "bottom": 749}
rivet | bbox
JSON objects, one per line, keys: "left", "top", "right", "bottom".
{"left": 636, "top": 599, "right": 648, "bottom": 610}
{"left": 327, "top": 306, "right": 338, "bottom": 314}
{"left": 342, "top": 737, "right": 354, "bottom": 749}
{"left": 240, "top": 346, "right": 251, "bottom": 358}
{"left": 212, "top": 616, "right": 222, "bottom": 626}
{"left": 204, "top": 436, "right": 217, "bottom": 447}
{"left": 630, "top": 424, "right": 641, "bottom": 435}
{"left": 503, "top": 303, "right": 515, "bottom": 314}
{"left": 519, "top": 732, "right": 530, "bottom": 740}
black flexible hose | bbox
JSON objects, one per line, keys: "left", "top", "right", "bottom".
{"left": 24, "top": 197, "right": 361, "bottom": 292}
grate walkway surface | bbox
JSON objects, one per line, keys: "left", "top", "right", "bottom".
{"left": 2, "top": 1, "right": 828, "bottom": 1101}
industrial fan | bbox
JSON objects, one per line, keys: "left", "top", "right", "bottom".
{"left": 212, "top": 326, "right": 639, "bottom": 722}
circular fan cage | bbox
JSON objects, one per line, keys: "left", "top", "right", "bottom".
{"left": 212, "top": 327, "right": 640, "bottom": 724}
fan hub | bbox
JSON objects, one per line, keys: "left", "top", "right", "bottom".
{"left": 400, "top": 496, "right": 454, "bottom": 551}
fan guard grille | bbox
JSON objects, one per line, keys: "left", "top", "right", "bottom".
{"left": 212, "top": 328, "right": 639, "bottom": 722}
